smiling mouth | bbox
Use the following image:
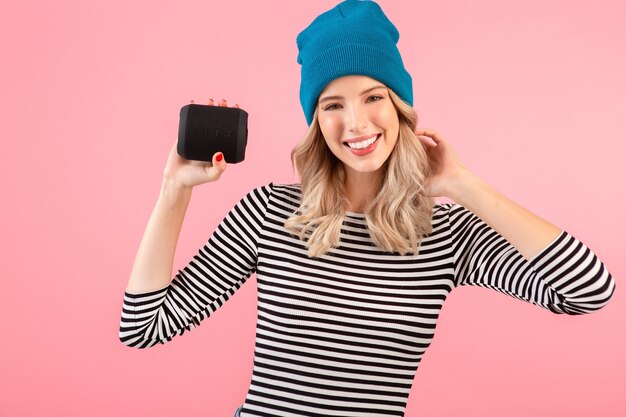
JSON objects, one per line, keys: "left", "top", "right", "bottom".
{"left": 343, "top": 134, "right": 381, "bottom": 149}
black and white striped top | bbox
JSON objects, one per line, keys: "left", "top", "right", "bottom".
{"left": 119, "top": 182, "right": 615, "bottom": 417}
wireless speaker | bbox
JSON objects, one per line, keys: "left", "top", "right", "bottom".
{"left": 177, "top": 104, "right": 248, "bottom": 163}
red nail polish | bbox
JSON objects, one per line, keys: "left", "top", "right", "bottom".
{"left": 216, "top": 153, "right": 223, "bottom": 162}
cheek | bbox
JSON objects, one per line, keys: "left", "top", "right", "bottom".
{"left": 377, "top": 104, "right": 398, "bottom": 126}
{"left": 319, "top": 116, "right": 341, "bottom": 138}
{"left": 367, "top": 102, "right": 396, "bottom": 128}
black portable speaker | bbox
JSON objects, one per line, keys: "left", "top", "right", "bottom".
{"left": 177, "top": 104, "right": 248, "bottom": 163}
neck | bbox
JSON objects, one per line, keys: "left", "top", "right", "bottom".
{"left": 344, "top": 170, "right": 381, "bottom": 213}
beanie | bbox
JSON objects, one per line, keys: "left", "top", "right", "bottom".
{"left": 296, "top": 0, "right": 413, "bottom": 126}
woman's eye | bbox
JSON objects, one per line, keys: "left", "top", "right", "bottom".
{"left": 323, "top": 95, "right": 383, "bottom": 111}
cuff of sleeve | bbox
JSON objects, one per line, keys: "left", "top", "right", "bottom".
{"left": 123, "top": 285, "right": 169, "bottom": 313}
{"left": 528, "top": 230, "right": 570, "bottom": 266}
{"left": 124, "top": 284, "right": 169, "bottom": 299}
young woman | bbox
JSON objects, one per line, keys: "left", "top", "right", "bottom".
{"left": 119, "top": 1, "right": 615, "bottom": 416}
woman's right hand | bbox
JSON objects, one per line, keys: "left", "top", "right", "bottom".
{"left": 162, "top": 98, "right": 239, "bottom": 189}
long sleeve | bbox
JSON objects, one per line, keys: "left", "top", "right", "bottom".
{"left": 447, "top": 203, "right": 615, "bottom": 315}
{"left": 119, "top": 183, "right": 273, "bottom": 348}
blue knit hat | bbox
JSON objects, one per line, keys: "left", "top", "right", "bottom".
{"left": 296, "top": 0, "right": 413, "bottom": 126}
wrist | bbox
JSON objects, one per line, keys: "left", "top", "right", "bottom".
{"left": 444, "top": 168, "right": 487, "bottom": 207}
{"left": 159, "top": 177, "right": 192, "bottom": 207}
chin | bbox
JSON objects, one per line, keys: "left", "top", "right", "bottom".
{"left": 344, "top": 160, "right": 387, "bottom": 174}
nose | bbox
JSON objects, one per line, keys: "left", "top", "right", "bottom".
{"left": 347, "top": 103, "right": 368, "bottom": 132}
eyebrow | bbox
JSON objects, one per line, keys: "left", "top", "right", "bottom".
{"left": 319, "top": 85, "right": 387, "bottom": 104}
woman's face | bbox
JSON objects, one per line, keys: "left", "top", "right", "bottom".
{"left": 317, "top": 75, "right": 399, "bottom": 179}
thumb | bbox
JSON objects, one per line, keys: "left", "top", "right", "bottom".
{"left": 213, "top": 152, "right": 227, "bottom": 172}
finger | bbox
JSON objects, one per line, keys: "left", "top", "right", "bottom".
{"left": 190, "top": 99, "right": 195, "bottom": 104}
{"left": 416, "top": 135, "right": 437, "bottom": 146}
{"left": 213, "top": 152, "right": 227, "bottom": 171}
{"left": 414, "top": 128, "right": 437, "bottom": 136}
{"left": 414, "top": 128, "right": 442, "bottom": 142}
{"left": 415, "top": 135, "right": 441, "bottom": 146}
{"left": 208, "top": 98, "right": 214, "bottom": 106}
{"left": 418, "top": 132, "right": 443, "bottom": 144}
{"left": 219, "top": 98, "right": 227, "bottom": 107}
{"left": 234, "top": 103, "right": 239, "bottom": 108}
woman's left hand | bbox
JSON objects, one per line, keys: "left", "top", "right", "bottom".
{"left": 414, "top": 128, "right": 468, "bottom": 198}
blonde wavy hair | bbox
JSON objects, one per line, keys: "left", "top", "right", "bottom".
{"left": 284, "top": 87, "right": 434, "bottom": 258}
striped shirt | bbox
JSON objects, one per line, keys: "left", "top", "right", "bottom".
{"left": 119, "top": 182, "right": 615, "bottom": 417}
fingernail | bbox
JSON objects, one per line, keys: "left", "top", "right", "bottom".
{"left": 190, "top": 100, "right": 194, "bottom": 103}
{"left": 216, "top": 153, "right": 223, "bottom": 162}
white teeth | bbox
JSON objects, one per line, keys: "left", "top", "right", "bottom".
{"left": 347, "top": 135, "right": 379, "bottom": 149}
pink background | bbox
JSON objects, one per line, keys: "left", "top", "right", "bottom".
{"left": 1, "top": 0, "right": 624, "bottom": 416}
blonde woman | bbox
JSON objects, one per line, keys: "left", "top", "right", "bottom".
{"left": 119, "top": 1, "right": 615, "bottom": 416}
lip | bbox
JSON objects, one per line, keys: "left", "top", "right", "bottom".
{"left": 342, "top": 133, "right": 380, "bottom": 144}
{"left": 345, "top": 133, "right": 381, "bottom": 156}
